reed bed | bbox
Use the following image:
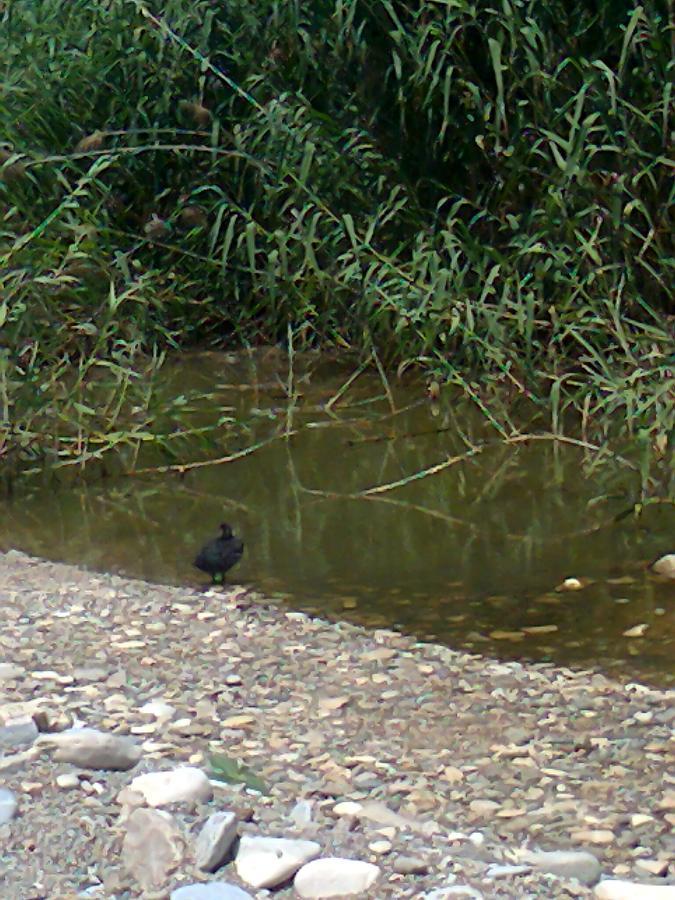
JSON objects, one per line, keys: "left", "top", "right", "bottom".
{"left": 0, "top": 0, "right": 672, "bottom": 472}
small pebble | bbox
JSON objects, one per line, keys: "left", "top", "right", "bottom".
{"left": 393, "top": 855, "right": 429, "bottom": 875}
{"left": 55, "top": 773, "right": 81, "bottom": 790}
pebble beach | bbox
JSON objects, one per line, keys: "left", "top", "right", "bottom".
{"left": 0, "top": 550, "right": 673, "bottom": 899}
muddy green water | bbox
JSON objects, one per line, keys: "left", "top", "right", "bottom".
{"left": 2, "top": 351, "right": 673, "bottom": 685}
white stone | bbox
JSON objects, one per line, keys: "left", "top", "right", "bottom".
{"left": 235, "top": 835, "right": 320, "bottom": 889}
{"left": 423, "top": 889, "right": 484, "bottom": 899}
{"left": 139, "top": 700, "right": 176, "bottom": 723}
{"left": 294, "top": 858, "right": 381, "bottom": 898}
{"left": 56, "top": 773, "right": 81, "bottom": 790}
{"left": 195, "top": 811, "right": 238, "bottom": 872}
{"left": 393, "top": 855, "right": 429, "bottom": 875}
{"left": 0, "top": 715, "right": 38, "bottom": 750}
{"left": 171, "top": 884, "right": 253, "bottom": 900}
{"left": 122, "top": 808, "right": 185, "bottom": 892}
{"left": 594, "top": 881, "right": 675, "bottom": 899}
{"left": 558, "top": 577, "right": 584, "bottom": 591}
{"left": 0, "top": 787, "right": 17, "bottom": 824}
{"left": 37, "top": 728, "right": 141, "bottom": 771}
{"left": 651, "top": 553, "right": 675, "bottom": 579}
{"left": 341, "top": 799, "right": 438, "bottom": 835}
{"left": 635, "top": 861, "right": 669, "bottom": 877}
{"left": 333, "top": 801, "right": 362, "bottom": 817}
{"left": 516, "top": 849, "right": 601, "bottom": 885}
{"left": 290, "top": 799, "right": 315, "bottom": 826}
{"left": 128, "top": 767, "right": 213, "bottom": 806}
{"left": 368, "top": 840, "right": 392, "bottom": 855}
{"left": 0, "top": 663, "right": 24, "bottom": 680}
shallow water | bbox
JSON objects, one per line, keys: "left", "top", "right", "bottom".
{"left": 1, "top": 350, "right": 673, "bottom": 685}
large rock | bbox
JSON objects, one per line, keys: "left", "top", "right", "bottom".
{"left": 294, "top": 858, "right": 381, "bottom": 898}
{"left": 37, "top": 727, "right": 141, "bottom": 770}
{"left": 516, "top": 848, "right": 601, "bottom": 885}
{"left": 594, "top": 881, "right": 675, "bottom": 899}
{"left": 651, "top": 553, "right": 675, "bottom": 579}
{"left": 195, "top": 811, "right": 239, "bottom": 872}
{"left": 171, "top": 885, "right": 253, "bottom": 900}
{"left": 235, "top": 835, "right": 320, "bottom": 889}
{"left": 122, "top": 807, "right": 185, "bottom": 892}
{"left": 128, "top": 767, "right": 213, "bottom": 806}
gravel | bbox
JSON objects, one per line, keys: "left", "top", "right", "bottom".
{"left": 0, "top": 549, "right": 673, "bottom": 899}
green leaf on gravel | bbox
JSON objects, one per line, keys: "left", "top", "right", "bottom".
{"left": 209, "top": 752, "right": 267, "bottom": 794}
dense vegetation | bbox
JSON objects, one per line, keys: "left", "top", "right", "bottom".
{"left": 0, "top": 0, "right": 672, "bottom": 470}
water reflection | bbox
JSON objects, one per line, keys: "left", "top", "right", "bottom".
{"left": 1, "top": 351, "right": 673, "bottom": 685}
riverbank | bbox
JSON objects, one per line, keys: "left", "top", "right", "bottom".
{"left": 0, "top": 550, "right": 673, "bottom": 899}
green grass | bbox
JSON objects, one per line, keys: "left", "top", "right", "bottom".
{"left": 0, "top": 0, "right": 672, "bottom": 472}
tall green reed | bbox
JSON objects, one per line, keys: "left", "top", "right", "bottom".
{"left": 0, "top": 0, "right": 672, "bottom": 471}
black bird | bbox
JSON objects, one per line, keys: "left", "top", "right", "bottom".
{"left": 194, "top": 523, "right": 244, "bottom": 583}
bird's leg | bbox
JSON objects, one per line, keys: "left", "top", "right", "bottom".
{"left": 212, "top": 572, "right": 224, "bottom": 585}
